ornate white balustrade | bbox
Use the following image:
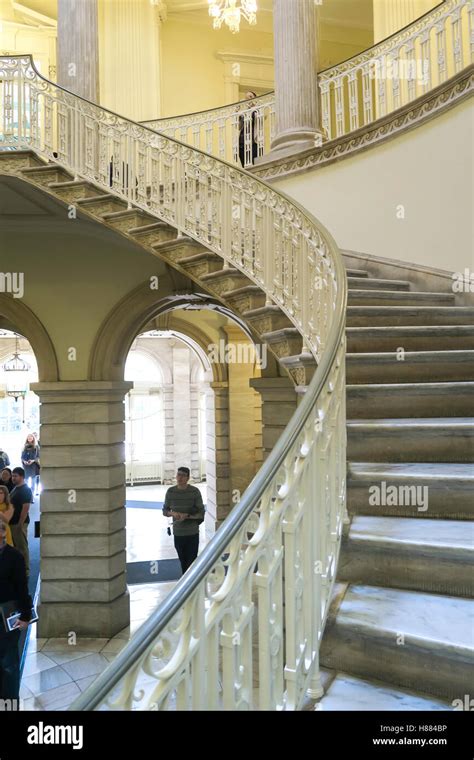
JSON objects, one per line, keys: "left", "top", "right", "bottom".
{"left": 143, "top": 0, "right": 472, "bottom": 161}
{"left": 0, "top": 55, "right": 347, "bottom": 710}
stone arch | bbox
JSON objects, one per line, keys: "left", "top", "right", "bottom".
{"left": 0, "top": 294, "right": 59, "bottom": 381}
{"left": 89, "top": 281, "right": 260, "bottom": 383}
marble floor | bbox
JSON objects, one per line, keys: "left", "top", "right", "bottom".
{"left": 20, "top": 483, "right": 210, "bottom": 711}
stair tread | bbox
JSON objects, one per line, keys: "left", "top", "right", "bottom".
{"left": 345, "top": 269, "right": 369, "bottom": 277}
{"left": 317, "top": 672, "right": 452, "bottom": 711}
{"left": 347, "top": 350, "right": 474, "bottom": 360}
{"left": 348, "top": 516, "right": 474, "bottom": 554}
{"left": 348, "top": 381, "right": 474, "bottom": 390}
{"left": 347, "top": 417, "right": 474, "bottom": 427}
{"left": 347, "top": 325, "right": 474, "bottom": 334}
{"left": 349, "top": 462, "right": 474, "bottom": 479}
{"left": 335, "top": 585, "right": 474, "bottom": 654}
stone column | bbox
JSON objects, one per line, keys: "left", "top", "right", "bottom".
{"left": 249, "top": 377, "right": 298, "bottom": 459}
{"left": 57, "top": 0, "right": 99, "bottom": 102}
{"left": 31, "top": 381, "right": 131, "bottom": 638}
{"left": 267, "top": 0, "right": 322, "bottom": 161}
{"left": 206, "top": 382, "right": 231, "bottom": 528}
{"left": 190, "top": 383, "right": 201, "bottom": 482}
{"left": 162, "top": 384, "right": 175, "bottom": 483}
{"left": 172, "top": 343, "right": 192, "bottom": 471}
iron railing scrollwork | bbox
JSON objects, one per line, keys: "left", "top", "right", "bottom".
{"left": 0, "top": 54, "right": 347, "bottom": 710}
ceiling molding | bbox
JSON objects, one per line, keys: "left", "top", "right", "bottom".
{"left": 216, "top": 50, "right": 273, "bottom": 65}
{"left": 12, "top": 2, "right": 56, "bottom": 27}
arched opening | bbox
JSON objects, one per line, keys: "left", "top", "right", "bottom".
{"left": 123, "top": 329, "right": 213, "bottom": 590}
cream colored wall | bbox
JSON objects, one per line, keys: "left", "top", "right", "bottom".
{"left": 0, "top": 20, "right": 56, "bottom": 78}
{"left": 274, "top": 97, "right": 473, "bottom": 273}
{"left": 373, "top": 0, "right": 439, "bottom": 43}
{"left": 160, "top": 17, "right": 274, "bottom": 115}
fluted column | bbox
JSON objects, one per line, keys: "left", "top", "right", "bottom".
{"left": 57, "top": 0, "right": 99, "bottom": 102}
{"left": 267, "top": 0, "right": 322, "bottom": 160}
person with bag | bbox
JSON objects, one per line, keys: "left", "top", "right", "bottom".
{"left": 163, "top": 467, "right": 205, "bottom": 575}
{"left": 0, "top": 519, "right": 32, "bottom": 702}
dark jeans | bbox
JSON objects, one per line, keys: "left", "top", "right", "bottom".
{"left": 0, "top": 630, "right": 21, "bottom": 701}
{"left": 174, "top": 534, "right": 199, "bottom": 575}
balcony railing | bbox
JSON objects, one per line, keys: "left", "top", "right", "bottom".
{"left": 142, "top": 0, "right": 472, "bottom": 166}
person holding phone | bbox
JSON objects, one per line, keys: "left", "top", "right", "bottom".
{"left": 0, "top": 519, "right": 32, "bottom": 701}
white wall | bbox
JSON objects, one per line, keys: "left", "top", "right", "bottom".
{"left": 274, "top": 98, "right": 474, "bottom": 273}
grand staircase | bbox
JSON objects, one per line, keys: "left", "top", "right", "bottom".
{"left": 2, "top": 147, "right": 472, "bottom": 710}
{"left": 318, "top": 269, "right": 474, "bottom": 709}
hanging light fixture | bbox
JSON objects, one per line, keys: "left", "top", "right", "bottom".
{"left": 2, "top": 334, "right": 30, "bottom": 402}
{"left": 208, "top": 0, "right": 257, "bottom": 34}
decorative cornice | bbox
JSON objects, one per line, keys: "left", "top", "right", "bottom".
{"left": 253, "top": 68, "right": 474, "bottom": 181}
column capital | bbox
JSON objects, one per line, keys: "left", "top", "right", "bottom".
{"left": 31, "top": 380, "right": 133, "bottom": 403}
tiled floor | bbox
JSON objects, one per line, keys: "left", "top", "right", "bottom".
{"left": 20, "top": 483, "right": 210, "bottom": 711}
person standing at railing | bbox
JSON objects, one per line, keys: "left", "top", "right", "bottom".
{"left": 238, "top": 91, "right": 259, "bottom": 168}
{"left": 162, "top": 467, "right": 205, "bottom": 575}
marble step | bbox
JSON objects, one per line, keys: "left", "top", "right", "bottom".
{"left": 260, "top": 328, "right": 303, "bottom": 359}
{"left": 339, "top": 516, "right": 474, "bottom": 597}
{"left": 347, "top": 306, "right": 474, "bottom": 327}
{"left": 346, "top": 350, "right": 474, "bottom": 384}
{"left": 48, "top": 179, "right": 103, "bottom": 202}
{"left": 0, "top": 149, "right": 44, "bottom": 169}
{"left": 242, "top": 305, "right": 293, "bottom": 334}
{"left": 347, "top": 418, "right": 474, "bottom": 463}
{"left": 21, "top": 164, "right": 73, "bottom": 186}
{"left": 346, "top": 325, "right": 474, "bottom": 352}
{"left": 348, "top": 290, "right": 455, "bottom": 307}
{"left": 347, "top": 277, "right": 411, "bottom": 291}
{"left": 320, "top": 584, "right": 474, "bottom": 701}
{"left": 128, "top": 221, "right": 176, "bottom": 247}
{"left": 347, "top": 462, "right": 473, "bottom": 519}
{"left": 76, "top": 193, "right": 128, "bottom": 216}
{"left": 223, "top": 285, "right": 266, "bottom": 313}
{"left": 178, "top": 251, "right": 224, "bottom": 278}
{"left": 316, "top": 672, "right": 453, "bottom": 711}
{"left": 100, "top": 208, "right": 155, "bottom": 233}
{"left": 150, "top": 236, "right": 206, "bottom": 264}
{"left": 201, "top": 268, "right": 250, "bottom": 297}
{"left": 345, "top": 269, "right": 369, "bottom": 278}
{"left": 279, "top": 352, "right": 317, "bottom": 386}
{"left": 347, "top": 381, "right": 474, "bottom": 418}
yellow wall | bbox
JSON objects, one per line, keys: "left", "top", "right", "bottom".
{"left": 373, "top": 0, "right": 440, "bottom": 43}
{"left": 274, "top": 97, "right": 473, "bottom": 273}
{"left": 160, "top": 18, "right": 274, "bottom": 116}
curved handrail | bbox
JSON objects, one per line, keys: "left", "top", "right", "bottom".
{"left": 142, "top": 0, "right": 470, "bottom": 154}
{"left": 0, "top": 54, "right": 347, "bottom": 710}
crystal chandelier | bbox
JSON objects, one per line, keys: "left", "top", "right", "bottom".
{"left": 208, "top": 0, "right": 257, "bottom": 34}
{"left": 2, "top": 334, "right": 30, "bottom": 402}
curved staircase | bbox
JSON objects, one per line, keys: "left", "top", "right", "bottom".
{"left": 3, "top": 149, "right": 472, "bottom": 710}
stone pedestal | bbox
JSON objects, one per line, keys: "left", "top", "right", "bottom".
{"left": 31, "top": 381, "right": 131, "bottom": 638}
{"left": 249, "top": 377, "right": 298, "bottom": 459}
{"left": 57, "top": 0, "right": 100, "bottom": 102}
{"left": 264, "top": 0, "right": 322, "bottom": 162}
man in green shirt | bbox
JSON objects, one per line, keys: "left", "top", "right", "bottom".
{"left": 163, "top": 467, "right": 205, "bottom": 575}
